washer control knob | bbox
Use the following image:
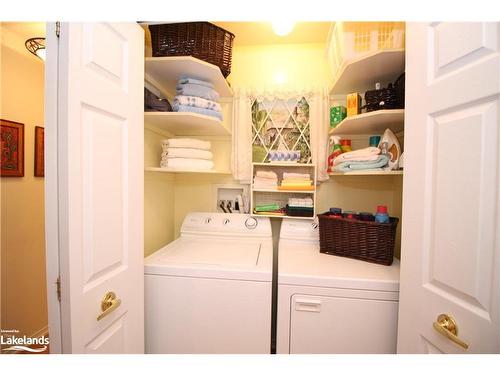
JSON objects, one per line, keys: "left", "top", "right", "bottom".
{"left": 245, "top": 217, "right": 258, "bottom": 229}
{"left": 205, "top": 217, "right": 212, "bottom": 224}
{"left": 223, "top": 218, "right": 230, "bottom": 225}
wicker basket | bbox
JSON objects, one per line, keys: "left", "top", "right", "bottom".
{"left": 317, "top": 213, "right": 399, "bottom": 265}
{"left": 149, "top": 22, "right": 235, "bottom": 78}
{"left": 364, "top": 84, "right": 399, "bottom": 112}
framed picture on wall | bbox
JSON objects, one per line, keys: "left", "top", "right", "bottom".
{"left": 1, "top": 119, "right": 24, "bottom": 177}
{"left": 34, "top": 126, "right": 44, "bottom": 177}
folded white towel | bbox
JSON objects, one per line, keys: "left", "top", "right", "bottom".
{"left": 162, "top": 138, "right": 211, "bottom": 151}
{"left": 160, "top": 158, "right": 214, "bottom": 170}
{"left": 255, "top": 170, "right": 278, "bottom": 179}
{"left": 333, "top": 147, "right": 380, "bottom": 166}
{"left": 161, "top": 148, "right": 213, "bottom": 160}
{"left": 283, "top": 172, "right": 311, "bottom": 179}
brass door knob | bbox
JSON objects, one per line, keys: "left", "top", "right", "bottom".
{"left": 432, "top": 314, "right": 469, "bottom": 350}
{"left": 97, "top": 291, "right": 121, "bottom": 321}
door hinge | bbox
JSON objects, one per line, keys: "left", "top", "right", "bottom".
{"left": 56, "top": 276, "right": 61, "bottom": 302}
{"left": 56, "top": 22, "right": 61, "bottom": 38}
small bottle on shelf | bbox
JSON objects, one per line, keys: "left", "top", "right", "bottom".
{"left": 340, "top": 139, "right": 352, "bottom": 153}
{"left": 374, "top": 205, "right": 390, "bottom": 223}
{"left": 329, "top": 207, "right": 342, "bottom": 217}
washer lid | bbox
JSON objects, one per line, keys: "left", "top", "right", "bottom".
{"left": 278, "top": 241, "right": 400, "bottom": 292}
{"left": 145, "top": 237, "right": 272, "bottom": 281}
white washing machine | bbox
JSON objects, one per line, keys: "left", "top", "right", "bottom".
{"left": 276, "top": 218, "right": 400, "bottom": 354}
{"left": 145, "top": 212, "right": 273, "bottom": 354}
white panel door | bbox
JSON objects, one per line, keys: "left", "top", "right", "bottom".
{"left": 398, "top": 22, "right": 500, "bottom": 353}
{"left": 45, "top": 22, "right": 144, "bottom": 353}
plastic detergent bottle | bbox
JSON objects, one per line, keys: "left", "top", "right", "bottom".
{"left": 340, "top": 139, "right": 352, "bottom": 153}
{"left": 375, "top": 205, "right": 390, "bottom": 224}
{"left": 327, "top": 136, "right": 343, "bottom": 172}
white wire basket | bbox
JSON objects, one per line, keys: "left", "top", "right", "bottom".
{"left": 327, "top": 22, "right": 405, "bottom": 80}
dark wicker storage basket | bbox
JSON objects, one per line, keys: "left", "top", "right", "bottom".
{"left": 317, "top": 213, "right": 399, "bottom": 265}
{"left": 364, "top": 83, "right": 399, "bottom": 112}
{"left": 149, "top": 22, "right": 235, "bottom": 78}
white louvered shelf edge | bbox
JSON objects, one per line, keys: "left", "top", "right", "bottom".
{"left": 329, "top": 109, "right": 404, "bottom": 136}
{"left": 145, "top": 167, "right": 231, "bottom": 175}
{"left": 145, "top": 56, "right": 233, "bottom": 98}
{"left": 329, "top": 170, "right": 403, "bottom": 176}
{"left": 330, "top": 49, "right": 405, "bottom": 94}
{"left": 144, "top": 112, "right": 230, "bottom": 136}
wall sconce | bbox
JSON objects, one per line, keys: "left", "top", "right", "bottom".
{"left": 25, "top": 37, "right": 46, "bottom": 61}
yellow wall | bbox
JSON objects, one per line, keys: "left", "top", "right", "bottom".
{"left": 229, "top": 43, "right": 332, "bottom": 90}
{"left": 0, "top": 23, "right": 47, "bottom": 337}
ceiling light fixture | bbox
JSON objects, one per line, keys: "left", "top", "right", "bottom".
{"left": 272, "top": 21, "right": 295, "bottom": 36}
{"left": 25, "top": 37, "right": 46, "bottom": 61}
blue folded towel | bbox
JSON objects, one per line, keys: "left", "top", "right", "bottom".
{"left": 176, "top": 83, "right": 220, "bottom": 101}
{"left": 178, "top": 77, "right": 214, "bottom": 89}
{"left": 173, "top": 104, "right": 223, "bottom": 121}
{"left": 333, "top": 154, "right": 390, "bottom": 172}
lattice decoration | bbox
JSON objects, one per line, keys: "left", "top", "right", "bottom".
{"left": 251, "top": 96, "right": 311, "bottom": 164}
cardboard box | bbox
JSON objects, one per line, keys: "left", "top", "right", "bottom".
{"left": 347, "top": 93, "right": 362, "bottom": 117}
{"left": 330, "top": 106, "right": 347, "bottom": 128}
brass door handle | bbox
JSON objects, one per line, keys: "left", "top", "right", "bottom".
{"left": 97, "top": 291, "right": 121, "bottom": 321}
{"left": 432, "top": 314, "right": 469, "bottom": 350}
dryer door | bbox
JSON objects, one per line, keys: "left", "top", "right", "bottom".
{"left": 289, "top": 294, "right": 398, "bottom": 354}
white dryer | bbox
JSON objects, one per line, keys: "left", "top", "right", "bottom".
{"left": 145, "top": 212, "right": 273, "bottom": 354}
{"left": 277, "top": 218, "right": 400, "bottom": 354}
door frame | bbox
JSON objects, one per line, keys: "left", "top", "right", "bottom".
{"left": 44, "top": 21, "right": 62, "bottom": 354}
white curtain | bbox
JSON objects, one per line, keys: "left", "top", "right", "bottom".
{"left": 231, "top": 86, "right": 330, "bottom": 183}
{"left": 231, "top": 88, "right": 253, "bottom": 184}
{"left": 308, "top": 87, "right": 331, "bottom": 182}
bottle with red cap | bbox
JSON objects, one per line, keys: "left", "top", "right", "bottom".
{"left": 375, "top": 205, "right": 390, "bottom": 223}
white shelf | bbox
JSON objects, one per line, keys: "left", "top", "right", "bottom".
{"left": 252, "top": 162, "right": 315, "bottom": 167}
{"left": 251, "top": 163, "right": 317, "bottom": 220}
{"left": 253, "top": 188, "right": 315, "bottom": 194}
{"left": 252, "top": 214, "right": 314, "bottom": 220}
{"left": 330, "top": 170, "right": 403, "bottom": 176}
{"left": 329, "top": 109, "right": 404, "bottom": 136}
{"left": 331, "top": 49, "right": 405, "bottom": 94}
{"left": 146, "top": 167, "right": 231, "bottom": 175}
{"left": 145, "top": 56, "right": 233, "bottom": 98}
{"left": 144, "top": 112, "right": 230, "bottom": 136}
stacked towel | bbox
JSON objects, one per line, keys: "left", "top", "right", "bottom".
{"left": 333, "top": 147, "right": 381, "bottom": 165}
{"left": 334, "top": 154, "right": 389, "bottom": 172}
{"left": 253, "top": 170, "right": 278, "bottom": 189}
{"left": 173, "top": 76, "right": 222, "bottom": 120}
{"left": 333, "top": 147, "right": 389, "bottom": 172}
{"left": 279, "top": 172, "right": 313, "bottom": 190}
{"left": 288, "top": 197, "right": 314, "bottom": 208}
{"left": 160, "top": 138, "right": 214, "bottom": 171}
{"left": 253, "top": 203, "right": 286, "bottom": 216}
{"left": 286, "top": 197, "right": 314, "bottom": 217}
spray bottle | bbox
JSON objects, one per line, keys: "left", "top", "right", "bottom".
{"left": 327, "top": 136, "right": 343, "bottom": 173}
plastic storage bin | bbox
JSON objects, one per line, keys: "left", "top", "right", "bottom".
{"left": 327, "top": 22, "right": 405, "bottom": 80}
